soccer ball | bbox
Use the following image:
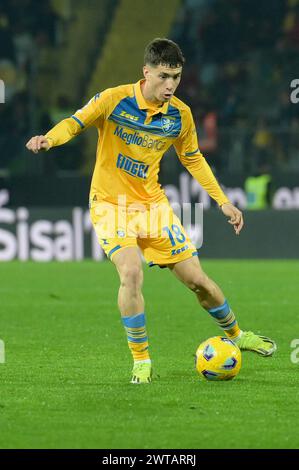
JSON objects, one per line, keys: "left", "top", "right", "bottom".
{"left": 195, "top": 336, "right": 241, "bottom": 381}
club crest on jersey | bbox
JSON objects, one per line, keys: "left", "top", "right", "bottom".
{"left": 161, "top": 116, "right": 175, "bottom": 134}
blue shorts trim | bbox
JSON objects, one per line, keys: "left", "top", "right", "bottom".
{"left": 108, "top": 245, "right": 122, "bottom": 258}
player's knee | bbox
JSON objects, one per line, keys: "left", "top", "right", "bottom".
{"left": 186, "top": 272, "right": 211, "bottom": 293}
{"left": 120, "top": 264, "right": 143, "bottom": 290}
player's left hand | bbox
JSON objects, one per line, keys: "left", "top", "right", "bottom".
{"left": 220, "top": 202, "right": 244, "bottom": 235}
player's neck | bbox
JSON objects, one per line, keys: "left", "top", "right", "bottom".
{"left": 140, "top": 80, "right": 163, "bottom": 107}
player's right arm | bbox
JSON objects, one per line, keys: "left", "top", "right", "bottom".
{"left": 25, "top": 90, "right": 111, "bottom": 153}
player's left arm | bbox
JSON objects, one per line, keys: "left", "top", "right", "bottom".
{"left": 174, "top": 108, "right": 244, "bottom": 235}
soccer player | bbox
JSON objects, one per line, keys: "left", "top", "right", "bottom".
{"left": 26, "top": 38, "right": 276, "bottom": 384}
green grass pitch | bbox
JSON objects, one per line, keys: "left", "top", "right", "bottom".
{"left": 0, "top": 260, "right": 298, "bottom": 449}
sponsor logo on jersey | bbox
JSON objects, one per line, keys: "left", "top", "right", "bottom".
{"left": 120, "top": 110, "right": 139, "bottom": 121}
{"left": 116, "top": 153, "right": 149, "bottom": 179}
{"left": 114, "top": 126, "right": 166, "bottom": 151}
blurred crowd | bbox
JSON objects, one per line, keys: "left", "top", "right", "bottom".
{"left": 0, "top": 0, "right": 72, "bottom": 174}
{"left": 1, "top": 0, "right": 299, "bottom": 176}
{"left": 172, "top": 0, "right": 299, "bottom": 173}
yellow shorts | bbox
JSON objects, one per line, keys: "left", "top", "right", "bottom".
{"left": 90, "top": 200, "right": 198, "bottom": 266}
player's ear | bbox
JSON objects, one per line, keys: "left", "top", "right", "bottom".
{"left": 143, "top": 65, "right": 149, "bottom": 79}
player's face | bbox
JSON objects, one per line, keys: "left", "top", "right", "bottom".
{"left": 143, "top": 64, "right": 182, "bottom": 104}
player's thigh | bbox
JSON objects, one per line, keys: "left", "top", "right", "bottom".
{"left": 168, "top": 254, "right": 209, "bottom": 290}
{"left": 112, "top": 246, "right": 143, "bottom": 286}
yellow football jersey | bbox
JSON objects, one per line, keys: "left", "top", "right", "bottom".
{"left": 45, "top": 80, "right": 229, "bottom": 207}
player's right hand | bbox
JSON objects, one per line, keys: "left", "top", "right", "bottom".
{"left": 26, "top": 135, "right": 50, "bottom": 153}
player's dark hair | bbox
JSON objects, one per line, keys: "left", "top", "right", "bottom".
{"left": 144, "top": 38, "right": 185, "bottom": 68}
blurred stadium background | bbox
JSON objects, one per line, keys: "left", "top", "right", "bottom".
{"left": 0, "top": 0, "right": 299, "bottom": 260}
